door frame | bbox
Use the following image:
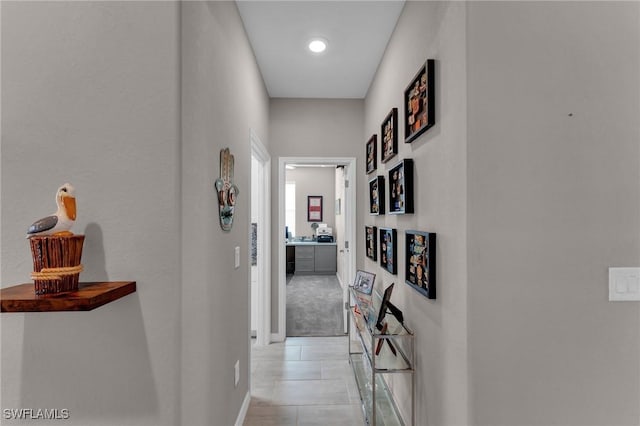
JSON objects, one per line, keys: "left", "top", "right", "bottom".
{"left": 251, "top": 130, "right": 271, "bottom": 346}
{"left": 276, "top": 156, "right": 357, "bottom": 342}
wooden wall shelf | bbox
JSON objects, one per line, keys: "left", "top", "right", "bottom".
{"left": 0, "top": 281, "right": 136, "bottom": 313}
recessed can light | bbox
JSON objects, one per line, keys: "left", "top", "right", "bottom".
{"left": 308, "top": 38, "right": 328, "bottom": 54}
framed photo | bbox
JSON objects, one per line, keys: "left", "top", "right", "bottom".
{"left": 366, "top": 134, "right": 377, "bottom": 174}
{"left": 404, "top": 59, "right": 435, "bottom": 143}
{"left": 381, "top": 108, "right": 398, "bottom": 163}
{"left": 365, "top": 226, "right": 377, "bottom": 261}
{"left": 379, "top": 227, "right": 397, "bottom": 275}
{"left": 405, "top": 230, "right": 436, "bottom": 299}
{"left": 307, "top": 196, "right": 323, "bottom": 222}
{"left": 368, "top": 176, "right": 385, "bottom": 215}
{"left": 352, "top": 269, "right": 376, "bottom": 295}
{"left": 388, "top": 159, "right": 414, "bottom": 214}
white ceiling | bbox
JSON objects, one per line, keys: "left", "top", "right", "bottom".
{"left": 236, "top": 1, "right": 405, "bottom": 99}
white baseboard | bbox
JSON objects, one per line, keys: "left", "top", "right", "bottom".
{"left": 271, "top": 332, "right": 285, "bottom": 342}
{"left": 234, "top": 391, "right": 251, "bottom": 426}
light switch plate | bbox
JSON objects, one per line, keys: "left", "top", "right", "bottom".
{"left": 609, "top": 267, "right": 640, "bottom": 301}
{"left": 234, "top": 246, "right": 240, "bottom": 269}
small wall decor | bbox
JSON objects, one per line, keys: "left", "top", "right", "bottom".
{"left": 389, "top": 159, "right": 414, "bottom": 214}
{"left": 379, "top": 227, "right": 397, "bottom": 275}
{"left": 365, "top": 226, "right": 377, "bottom": 261}
{"left": 381, "top": 108, "right": 398, "bottom": 163}
{"left": 251, "top": 223, "right": 257, "bottom": 266}
{"left": 405, "top": 230, "right": 436, "bottom": 299}
{"left": 215, "top": 148, "right": 239, "bottom": 232}
{"left": 366, "top": 134, "right": 377, "bottom": 174}
{"left": 404, "top": 59, "right": 435, "bottom": 143}
{"left": 307, "top": 195, "right": 323, "bottom": 222}
{"left": 368, "top": 176, "right": 385, "bottom": 215}
{"left": 352, "top": 269, "right": 376, "bottom": 295}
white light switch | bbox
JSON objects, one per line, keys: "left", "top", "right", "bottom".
{"left": 609, "top": 268, "right": 640, "bottom": 301}
{"left": 235, "top": 246, "right": 240, "bottom": 269}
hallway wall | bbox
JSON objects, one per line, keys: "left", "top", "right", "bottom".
{"left": 1, "top": 2, "right": 181, "bottom": 425}
{"left": 363, "top": 2, "right": 468, "bottom": 425}
{"left": 269, "top": 99, "right": 364, "bottom": 335}
{"left": 285, "top": 167, "right": 336, "bottom": 238}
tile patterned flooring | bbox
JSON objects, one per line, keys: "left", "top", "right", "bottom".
{"left": 244, "top": 336, "right": 365, "bottom": 426}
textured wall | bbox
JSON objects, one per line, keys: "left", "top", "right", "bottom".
{"left": 467, "top": 2, "right": 640, "bottom": 425}
{"left": 1, "top": 2, "right": 181, "bottom": 425}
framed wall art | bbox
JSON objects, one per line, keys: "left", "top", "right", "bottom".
{"left": 352, "top": 269, "right": 376, "bottom": 295}
{"left": 404, "top": 59, "right": 435, "bottom": 143}
{"left": 388, "top": 159, "right": 414, "bottom": 214}
{"left": 366, "top": 134, "right": 377, "bottom": 174}
{"left": 307, "top": 195, "right": 323, "bottom": 222}
{"left": 381, "top": 108, "right": 398, "bottom": 163}
{"left": 368, "top": 176, "right": 385, "bottom": 215}
{"left": 405, "top": 230, "right": 436, "bottom": 299}
{"left": 379, "top": 227, "right": 397, "bottom": 275}
{"left": 365, "top": 225, "right": 377, "bottom": 261}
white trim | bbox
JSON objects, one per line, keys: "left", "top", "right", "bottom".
{"left": 251, "top": 130, "right": 271, "bottom": 346}
{"left": 278, "top": 156, "right": 357, "bottom": 341}
{"left": 234, "top": 391, "right": 251, "bottom": 426}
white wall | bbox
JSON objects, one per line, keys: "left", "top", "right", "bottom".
{"left": 181, "top": 1, "right": 269, "bottom": 425}
{"left": 363, "top": 2, "right": 468, "bottom": 425}
{"left": 335, "top": 167, "right": 347, "bottom": 286}
{"left": 467, "top": 2, "right": 640, "bottom": 425}
{"left": 285, "top": 167, "right": 336, "bottom": 238}
{"left": 269, "top": 99, "right": 363, "bottom": 334}
{"left": 1, "top": 2, "right": 181, "bottom": 425}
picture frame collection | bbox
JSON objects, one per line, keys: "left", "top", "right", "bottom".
{"left": 362, "top": 58, "right": 437, "bottom": 300}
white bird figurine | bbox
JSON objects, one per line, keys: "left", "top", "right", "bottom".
{"left": 27, "top": 183, "right": 77, "bottom": 238}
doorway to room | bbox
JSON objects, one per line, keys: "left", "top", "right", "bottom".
{"left": 277, "top": 157, "right": 356, "bottom": 340}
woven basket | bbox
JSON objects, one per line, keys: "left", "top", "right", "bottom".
{"left": 29, "top": 235, "right": 85, "bottom": 295}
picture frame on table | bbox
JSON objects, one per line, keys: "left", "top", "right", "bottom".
{"left": 352, "top": 269, "right": 376, "bottom": 296}
{"left": 388, "top": 159, "right": 414, "bottom": 214}
{"left": 381, "top": 108, "right": 398, "bottom": 163}
{"left": 379, "top": 227, "right": 397, "bottom": 275}
{"left": 404, "top": 59, "right": 435, "bottom": 143}
{"left": 368, "top": 176, "right": 385, "bottom": 215}
{"left": 405, "top": 230, "right": 436, "bottom": 299}
{"left": 365, "top": 226, "right": 377, "bottom": 261}
{"left": 307, "top": 195, "right": 323, "bottom": 222}
{"left": 366, "top": 134, "right": 377, "bottom": 174}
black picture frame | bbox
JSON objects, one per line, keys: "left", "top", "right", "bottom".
{"left": 381, "top": 108, "right": 398, "bottom": 163}
{"left": 307, "top": 195, "right": 323, "bottom": 222}
{"left": 368, "top": 176, "right": 385, "bottom": 215}
{"left": 388, "top": 159, "right": 414, "bottom": 214}
{"left": 404, "top": 59, "right": 435, "bottom": 143}
{"left": 405, "top": 230, "right": 436, "bottom": 299}
{"left": 352, "top": 269, "right": 376, "bottom": 296}
{"left": 379, "top": 227, "right": 397, "bottom": 275}
{"left": 365, "top": 226, "right": 377, "bottom": 261}
{"left": 366, "top": 134, "right": 377, "bottom": 174}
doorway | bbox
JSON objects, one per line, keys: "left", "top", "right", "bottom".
{"left": 277, "top": 157, "right": 356, "bottom": 341}
{"left": 250, "top": 130, "right": 271, "bottom": 346}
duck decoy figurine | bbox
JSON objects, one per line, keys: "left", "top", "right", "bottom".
{"left": 27, "top": 183, "right": 77, "bottom": 237}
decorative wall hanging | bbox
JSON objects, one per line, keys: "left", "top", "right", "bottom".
{"left": 366, "top": 134, "right": 377, "bottom": 174}
{"left": 365, "top": 225, "right": 377, "bottom": 261}
{"left": 388, "top": 159, "right": 414, "bottom": 214}
{"left": 307, "top": 195, "right": 323, "bottom": 222}
{"left": 404, "top": 59, "right": 435, "bottom": 143}
{"left": 26, "top": 183, "right": 85, "bottom": 295}
{"left": 381, "top": 108, "right": 398, "bottom": 163}
{"left": 251, "top": 223, "right": 257, "bottom": 266}
{"left": 405, "top": 230, "right": 436, "bottom": 299}
{"left": 215, "top": 148, "right": 239, "bottom": 231}
{"left": 368, "top": 176, "right": 385, "bottom": 215}
{"left": 379, "top": 227, "right": 397, "bottom": 275}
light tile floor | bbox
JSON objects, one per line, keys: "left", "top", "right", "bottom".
{"left": 244, "top": 336, "right": 365, "bottom": 426}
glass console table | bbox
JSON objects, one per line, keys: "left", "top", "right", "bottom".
{"left": 347, "top": 286, "right": 414, "bottom": 425}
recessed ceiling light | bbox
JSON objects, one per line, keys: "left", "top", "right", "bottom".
{"left": 308, "top": 38, "right": 328, "bottom": 54}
